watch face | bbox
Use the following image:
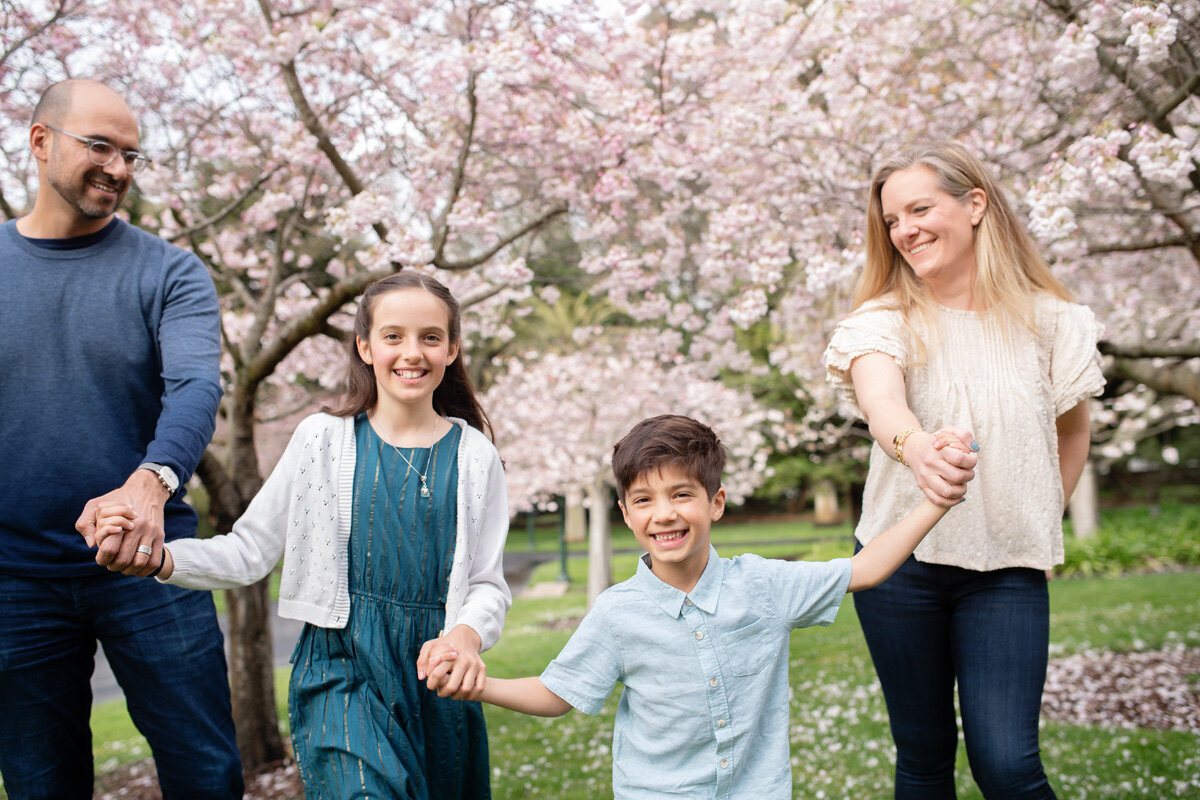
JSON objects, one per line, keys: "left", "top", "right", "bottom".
{"left": 159, "top": 465, "right": 180, "bottom": 492}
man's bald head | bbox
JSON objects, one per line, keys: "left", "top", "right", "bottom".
{"left": 32, "top": 79, "right": 135, "bottom": 129}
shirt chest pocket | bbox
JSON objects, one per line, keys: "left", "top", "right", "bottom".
{"left": 718, "top": 618, "right": 773, "bottom": 677}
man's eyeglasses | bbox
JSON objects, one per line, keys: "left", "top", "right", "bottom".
{"left": 43, "top": 124, "right": 152, "bottom": 173}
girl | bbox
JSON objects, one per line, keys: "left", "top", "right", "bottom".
{"left": 824, "top": 142, "right": 1103, "bottom": 798}
{"left": 96, "top": 272, "right": 511, "bottom": 799}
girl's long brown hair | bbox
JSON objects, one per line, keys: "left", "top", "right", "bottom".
{"left": 324, "top": 272, "right": 493, "bottom": 440}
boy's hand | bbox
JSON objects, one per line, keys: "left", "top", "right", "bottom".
{"left": 929, "top": 427, "right": 976, "bottom": 458}
{"left": 417, "top": 625, "right": 487, "bottom": 700}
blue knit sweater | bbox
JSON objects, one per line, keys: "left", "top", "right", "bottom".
{"left": 0, "top": 218, "right": 222, "bottom": 576}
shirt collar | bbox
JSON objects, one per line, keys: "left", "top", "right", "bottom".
{"left": 635, "top": 545, "right": 723, "bottom": 617}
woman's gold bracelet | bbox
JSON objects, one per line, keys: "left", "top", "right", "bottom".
{"left": 892, "top": 426, "right": 923, "bottom": 466}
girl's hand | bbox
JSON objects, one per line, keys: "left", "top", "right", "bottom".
{"left": 417, "top": 625, "right": 486, "bottom": 700}
{"left": 904, "top": 427, "right": 977, "bottom": 507}
{"left": 89, "top": 503, "right": 138, "bottom": 549}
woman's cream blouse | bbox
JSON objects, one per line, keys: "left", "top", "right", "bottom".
{"left": 825, "top": 294, "right": 1105, "bottom": 571}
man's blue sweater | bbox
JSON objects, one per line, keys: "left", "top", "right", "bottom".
{"left": 0, "top": 218, "right": 222, "bottom": 576}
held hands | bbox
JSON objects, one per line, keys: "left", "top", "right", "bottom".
{"left": 903, "top": 427, "right": 978, "bottom": 508}
{"left": 74, "top": 470, "right": 169, "bottom": 576}
{"left": 416, "top": 625, "right": 486, "bottom": 700}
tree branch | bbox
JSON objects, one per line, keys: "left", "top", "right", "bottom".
{"left": 1106, "top": 357, "right": 1200, "bottom": 404}
{"left": 195, "top": 448, "right": 243, "bottom": 528}
{"left": 432, "top": 202, "right": 569, "bottom": 271}
{"left": 1087, "top": 235, "right": 1192, "bottom": 254}
{"left": 168, "top": 166, "right": 283, "bottom": 242}
{"left": 320, "top": 319, "right": 351, "bottom": 342}
{"left": 1100, "top": 341, "right": 1200, "bottom": 359}
{"left": 257, "top": 0, "right": 389, "bottom": 244}
{"left": 431, "top": 71, "right": 478, "bottom": 261}
{"left": 243, "top": 265, "right": 396, "bottom": 386}
{"left": 459, "top": 281, "right": 509, "bottom": 310}
{"left": 0, "top": 183, "right": 16, "bottom": 220}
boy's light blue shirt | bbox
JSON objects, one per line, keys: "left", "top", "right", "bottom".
{"left": 540, "top": 546, "right": 852, "bottom": 799}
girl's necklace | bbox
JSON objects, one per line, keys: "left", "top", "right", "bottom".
{"left": 382, "top": 415, "right": 439, "bottom": 499}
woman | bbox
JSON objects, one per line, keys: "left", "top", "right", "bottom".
{"left": 824, "top": 142, "right": 1104, "bottom": 799}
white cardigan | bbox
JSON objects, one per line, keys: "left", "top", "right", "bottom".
{"left": 165, "top": 413, "right": 512, "bottom": 651}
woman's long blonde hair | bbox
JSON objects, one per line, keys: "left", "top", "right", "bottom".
{"left": 854, "top": 141, "right": 1071, "bottom": 344}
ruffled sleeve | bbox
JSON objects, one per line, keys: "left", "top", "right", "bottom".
{"left": 1048, "top": 300, "right": 1106, "bottom": 417}
{"left": 823, "top": 303, "right": 909, "bottom": 419}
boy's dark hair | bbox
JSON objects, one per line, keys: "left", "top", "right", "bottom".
{"left": 612, "top": 415, "right": 726, "bottom": 501}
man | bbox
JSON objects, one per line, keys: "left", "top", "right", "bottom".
{"left": 0, "top": 79, "right": 242, "bottom": 798}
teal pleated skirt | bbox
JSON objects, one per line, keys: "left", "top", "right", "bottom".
{"left": 289, "top": 418, "right": 491, "bottom": 799}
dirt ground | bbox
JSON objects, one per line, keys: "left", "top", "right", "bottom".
{"left": 93, "top": 645, "right": 1200, "bottom": 799}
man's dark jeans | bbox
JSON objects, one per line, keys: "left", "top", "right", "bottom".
{"left": 0, "top": 571, "right": 243, "bottom": 799}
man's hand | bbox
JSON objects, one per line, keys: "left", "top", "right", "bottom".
{"left": 75, "top": 469, "right": 169, "bottom": 576}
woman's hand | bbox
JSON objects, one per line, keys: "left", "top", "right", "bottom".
{"left": 417, "top": 624, "right": 486, "bottom": 700}
{"left": 850, "top": 354, "right": 978, "bottom": 507}
{"left": 904, "top": 427, "right": 978, "bottom": 507}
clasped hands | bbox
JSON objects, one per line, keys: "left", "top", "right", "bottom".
{"left": 906, "top": 427, "right": 979, "bottom": 507}
{"left": 74, "top": 470, "right": 169, "bottom": 577}
{"left": 416, "top": 625, "right": 487, "bottom": 701}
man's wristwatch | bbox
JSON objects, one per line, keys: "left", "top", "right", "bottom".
{"left": 138, "top": 462, "right": 180, "bottom": 496}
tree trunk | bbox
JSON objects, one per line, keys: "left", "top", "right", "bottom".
{"left": 813, "top": 479, "right": 840, "bottom": 526}
{"left": 225, "top": 580, "right": 285, "bottom": 768}
{"left": 564, "top": 487, "right": 586, "bottom": 543}
{"left": 586, "top": 480, "right": 613, "bottom": 608}
{"left": 1068, "top": 458, "right": 1100, "bottom": 539}
{"left": 198, "top": 383, "right": 285, "bottom": 772}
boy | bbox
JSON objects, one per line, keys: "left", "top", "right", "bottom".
{"left": 419, "top": 414, "right": 973, "bottom": 799}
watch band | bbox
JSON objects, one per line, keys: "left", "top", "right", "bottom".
{"left": 138, "top": 462, "right": 180, "bottom": 495}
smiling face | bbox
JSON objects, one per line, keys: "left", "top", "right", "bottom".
{"left": 32, "top": 83, "right": 140, "bottom": 234}
{"left": 620, "top": 463, "right": 726, "bottom": 592}
{"left": 879, "top": 164, "right": 987, "bottom": 293}
{"left": 356, "top": 287, "right": 459, "bottom": 416}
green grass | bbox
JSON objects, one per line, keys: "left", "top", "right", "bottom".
{"left": 484, "top": 549, "right": 1200, "bottom": 799}
{"left": 6, "top": 505, "right": 1196, "bottom": 799}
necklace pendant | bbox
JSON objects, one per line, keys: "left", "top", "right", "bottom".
{"left": 420, "top": 480, "right": 431, "bottom": 499}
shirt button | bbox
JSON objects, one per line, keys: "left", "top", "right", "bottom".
{"left": 717, "top": 719, "right": 726, "bottom": 728}
{"left": 694, "top": 631, "right": 703, "bottom": 640}
{"left": 684, "top": 598, "right": 693, "bottom": 606}
{"left": 709, "top": 677, "right": 718, "bottom": 687}
{"left": 720, "top": 759, "right": 729, "bottom": 768}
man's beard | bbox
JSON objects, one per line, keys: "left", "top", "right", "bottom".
{"left": 48, "top": 167, "right": 127, "bottom": 220}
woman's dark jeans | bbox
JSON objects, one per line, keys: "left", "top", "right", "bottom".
{"left": 853, "top": 548, "right": 1057, "bottom": 799}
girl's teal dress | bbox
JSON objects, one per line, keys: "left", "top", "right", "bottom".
{"left": 289, "top": 417, "right": 491, "bottom": 799}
